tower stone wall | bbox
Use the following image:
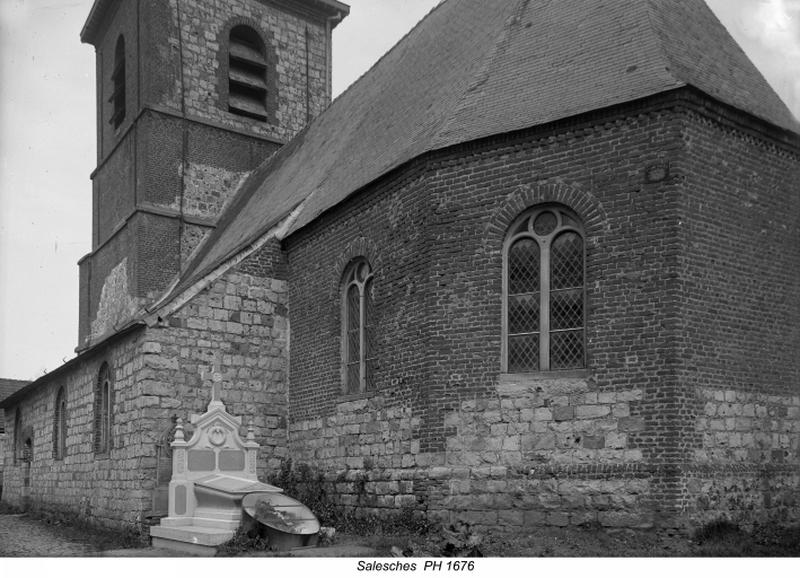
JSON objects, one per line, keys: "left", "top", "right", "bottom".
{"left": 78, "top": 0, "right": 344, "bottom": 348}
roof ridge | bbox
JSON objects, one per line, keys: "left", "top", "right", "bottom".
{"left": 643, "top": 0, "right": 799, "bottom": 132}
{"left": 328, "top": 0, "right": 447, "bottom": 106}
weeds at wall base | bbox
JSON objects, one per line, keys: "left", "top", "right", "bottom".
{"left": 269, "top": 458, "right": 433, "bottom": 537}
{"left": 0, "top": 501, "right": 150, "bottom": 550}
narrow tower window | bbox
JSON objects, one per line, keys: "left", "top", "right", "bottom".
{"left": 110, "top": 35, "right": 126, "bottom": 129}
{"left": 341, "top": 258, "right": 376, "bottom": 394}
{"left": 228, "top": 26, "right": 268, "bottom": 121}
{"left": 53, "top": 387, "right": 67, "bottom": 460}
{"left": 503, "top": 205, "right": 586, "bottom": 372}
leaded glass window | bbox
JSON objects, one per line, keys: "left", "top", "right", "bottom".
{"left": 94, "top": 363, "right": 113, "bottom": 455}
{"left": 503, "top": 206, "right": 585, "bottom": 372}
{"left": 341, "top": 259, "right": 376, "bottom": 394}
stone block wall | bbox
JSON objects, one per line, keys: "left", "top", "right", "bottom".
{"left": 0, "top": 431, "right": 6, "bottom": 495}
{"left": 4, "top": 243, "right": 289, "bottom": 527}
{"left": 141, "top": 0, "right": 332, "bottom": 144}
{"left": 288, "top": 376, "right": 656, "bottom": 530}
{"left": 685, "top": 387, "right": 800, "bottom": 525}
{"left": 146, "top": 266, "right": 290, "bottom": 479}
{"left": 2, "top": 331, "right": 154, "bottom": 528}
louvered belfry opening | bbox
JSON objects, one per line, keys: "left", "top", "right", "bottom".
{"left": 110, "top": 35, "right": 126, "bottom": 129}
{"left": 228, "top": 26, "right": 268, "bottom": 121}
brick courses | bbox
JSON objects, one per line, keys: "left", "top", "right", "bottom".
{"left": 283, "top": 90, "right": 800, "bottom": 530}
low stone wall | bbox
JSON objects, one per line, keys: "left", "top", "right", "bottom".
{"left": 685, "top": 387, "right": 800, "bottom": 526}
{"left": 288, "top": 375, "right": 656, "bottom": 529}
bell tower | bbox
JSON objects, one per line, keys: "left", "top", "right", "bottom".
{"left": 76, "top": 0, "right": 348, "bottom": 348}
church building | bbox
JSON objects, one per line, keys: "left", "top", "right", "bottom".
{"left": 2, "top": 0, "right": 799, "bottom": 533}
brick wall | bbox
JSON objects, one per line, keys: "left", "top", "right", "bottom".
{"left": 94, "top": 134, "right": 136, "bottom": 248}
{"left": 676, "top": 103, "right": 800, "bottom": 525}
{"left": 284, "top": 90, "right": 800, "bottom": 529}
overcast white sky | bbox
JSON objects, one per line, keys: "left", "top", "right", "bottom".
{"left": 0, "top": 0, "right": 798, "bottom": 381}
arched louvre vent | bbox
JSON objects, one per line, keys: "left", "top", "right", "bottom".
{"left": 109, "top": 35, "right": 126, "bottom": 129}
{"left": 228, "top": 26, "right": 268, "bottom": 121}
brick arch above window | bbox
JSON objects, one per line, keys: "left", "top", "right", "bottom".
{"left": 485, "top": 183, "right": 607, "bottom": 253}
{"left": 329, "top": 236, "right": 382, "bottom": 302}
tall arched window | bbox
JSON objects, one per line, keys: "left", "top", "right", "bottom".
{"left": 94, "top": 363, "right": 113, "bottom": 455}
{"left": 228, "top": 25, "right": 268, "bottom": 120}
{"left": 110, "top": 35, "right": 126, "bottom": 129}
{"left": 53, "top": 387, "right": 67, "bottom": 460}
{"left": 503, "top": 205, "right": 585, "bottom": 372}
{"left": 341, "top": 258, "right": 376, "bottom": 394}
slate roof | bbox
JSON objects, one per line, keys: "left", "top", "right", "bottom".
{"left": 167, "top": 0, "right": 799, "bottom": 302}
{"left": 0, "top": 379, "right": 29, "bottom": 431}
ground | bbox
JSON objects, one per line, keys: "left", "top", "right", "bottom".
{"left": 0, "top": 513, "right": 100, "bottom": 556}
{"left": 2, "top": 506, "right": 799, "bottom": 557}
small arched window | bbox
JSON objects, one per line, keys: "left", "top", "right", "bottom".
{"left": 13, "top": 407, "right": 21, "bottom": 465}
{"left": 228, "top": 26, "right": 268, "bottom": 120}
{"left": 53, "top": 387, "right": 67, "bottom": 460}
{"left": 503, "top": 205, "right": 585, "bottom": 372}
{"left": 110, "top": 35, "right": 126, "bottom": 129}
{"left": 341, "top": 258, "right": 376, "bottom": 394}
{"left": 94, "top": 363, "right": 113, "bottom": 455}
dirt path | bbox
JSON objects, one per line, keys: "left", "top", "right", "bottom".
{"left": 0, "top": 514, "right": 98, "bottom": 557}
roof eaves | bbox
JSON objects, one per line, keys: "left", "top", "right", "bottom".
{"left": 82, "top": 0, "right": 350, "bottom": 44}
{"left": 0, "top": 322, "right": 145, "bottom": 410}
{"left": 80, "top": 0, "right": 113, "bottom": 45}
